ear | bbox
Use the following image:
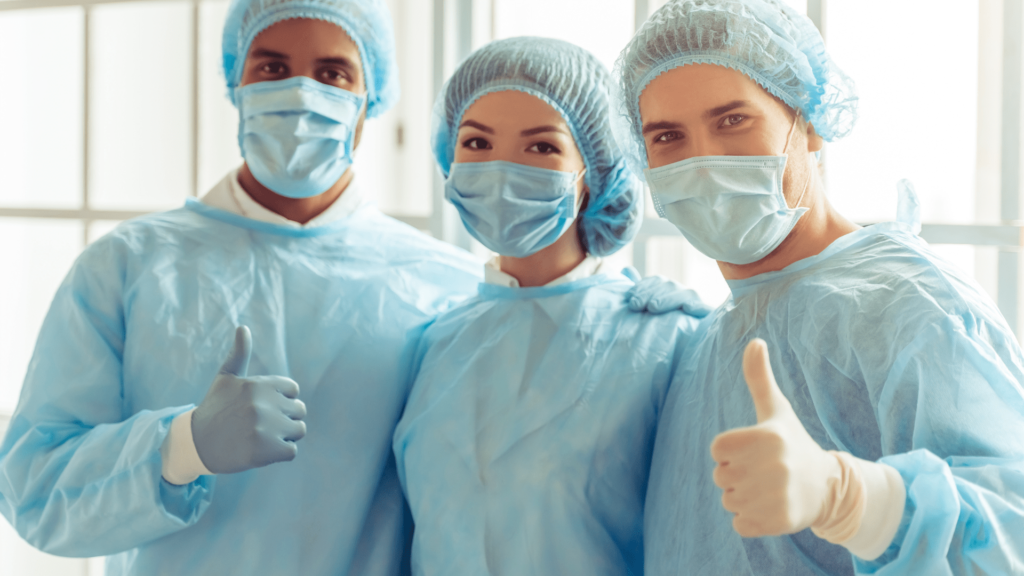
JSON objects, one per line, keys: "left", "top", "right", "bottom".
{"left": 805, "top": 122, "right": 824, "bottom": 154}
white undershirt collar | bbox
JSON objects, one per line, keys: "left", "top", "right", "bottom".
{"left": 199, "top": 167, "right": 368, "bottom": 227}
{"left": 483, "top": 255, "right": 605, "bottom": 288}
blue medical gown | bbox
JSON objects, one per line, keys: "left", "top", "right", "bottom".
{"left": 644, "top": 220, "right": 1024, "bottom": 575}
{"left": 0, "top": 199, "right": 481, "bottom": 575}
{"left": 393, "top": 273, "right": 698, "bottom": 575}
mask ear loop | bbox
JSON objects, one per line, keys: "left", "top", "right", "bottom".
{"left": 572, "top": 169, "right": 588, "bottom": 218}
{"left": 782, "top": 112, "right": 811, "bottom": 210}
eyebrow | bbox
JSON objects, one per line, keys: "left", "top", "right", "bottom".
{"left": 520, "top": 125, "right": 568, "bottom": 137}
{"left": 703, "top": 100, "right": 751, "bottom": 119}
{"left": 317, "top": 56, "right": 358, "bottom": 72}
{"left": 642, "top": 120, "right": 682, "bottom": 135}
{"left": 250, "top": 48, "right": 288, "bottom": 60}
{"left": 458, "top": 119, "right": 494, "bottom": 134}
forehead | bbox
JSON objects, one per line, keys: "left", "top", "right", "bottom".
{"left": 638, "top": 63, "right": 777, "bottom": 120}
{"left": 460, "top": 90, "right": 567, "bottom": 129}
{"left": 248, "top": 18, "right": 361, "bottom": 64}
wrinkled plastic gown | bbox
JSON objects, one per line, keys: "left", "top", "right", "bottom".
{"left": 394, "top": 273, "right": 698, "bottom": 576}
{"left": 0, "top": 198, "right": 481, "bottom": 575}
{"left": 645, "top": 186, "right": 1024, "bottom": 575}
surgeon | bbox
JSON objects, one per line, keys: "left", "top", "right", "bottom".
{"left": 0, "top": 0, "right": 481, "bottom": 574}
{"left": 392, "top": 37, "right": 702, "bottom": 575}
{"left": 617, "top": 0, "right": 1024, "bottom": 574}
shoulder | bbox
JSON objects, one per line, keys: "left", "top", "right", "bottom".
{"left": 75, "top": 208, "right": 200, "bottom": 269}
{"left": 351, "top": 208, "right": 483, "bottom": 273}
{"left": 793, "top": 228, "right": 1001, "bottom": 327}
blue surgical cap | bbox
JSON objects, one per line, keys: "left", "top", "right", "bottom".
{"left": 433, "top": 37, "right": 644, "bottom": 257}
{"left": 613, "top": 0, "right": 858, "bottom": 175}
{"left": 222, "top": 0, "right": 399, "bottom": 118}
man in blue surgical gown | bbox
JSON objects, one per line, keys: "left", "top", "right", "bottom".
{"left": 0, "top": 0, "right": 481, "bottom": 574}
{"left": 620, "top": 0, "right": 1024, "bottom": 574}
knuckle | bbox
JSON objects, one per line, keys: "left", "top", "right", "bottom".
{"left": 283, "top": 442, "right": 298, "bottom": 460}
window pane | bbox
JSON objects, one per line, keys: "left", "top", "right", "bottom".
{"left": 0, "top": 7, "right": 83, "bottom": 209}
{"left": 197, "top": 0, "right": 242, "bottom": 195}
{"left": 0, "top": 219, "right": 83, "bottom": 414}
{"left": 87, "top": 219, "right": 125, "bottom": 244}
{"left": 493, "top": 0, "right": 634, "bottom": 70}
{"left": 825, "top": 0, "right": 979, "bottom": 224}
{"left": 379, "top": 0, "right": 433, "bottom": 216}
{"left": 89, "top": 1, "right": 193, "bottom": 211}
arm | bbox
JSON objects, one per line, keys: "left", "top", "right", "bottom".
{"left": 0, "top": 240, "right": 214, "bottom": 557}
{"left": 855, "top": 314, "right": 1024, "bottom": 574}
{"left": 712, "top": 314, "right": 1024, "bottom": 575}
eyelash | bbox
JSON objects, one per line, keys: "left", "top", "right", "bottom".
{"left": 655, "top": 132, "right": 682, "bottom": 144}
{"left": 722, "top": 114, "right": 746, "bottom": 127}
{"left": 462, "top": 137, "right": 490, "bottom": 150}
{"left": 528, "top": 142, "right": 561, "bottom": 154}
{"left": 261, "top": 62, "right": 287, "bottom": 75}
{"left": 259, "top": 63, "right": 350, "bottom": 84}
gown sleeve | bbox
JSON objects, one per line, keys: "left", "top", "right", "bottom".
{"left": 854, "top": 312, "right": 1024, "bottom": 575}
{"left": 0, "top": 237, "right": 214, "bottom": 557}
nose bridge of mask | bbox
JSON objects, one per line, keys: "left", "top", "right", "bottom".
{"left": 646, "top": 156, "right": 787, "bottom": 212}
{"left": 464, "top": 160, "right": 580, "bottom": 197}
{"left": 445, "top": 160, "right": 584, "bottom": 257}
{"left": 239, "top": 77, "right": 364, "bottom": 125}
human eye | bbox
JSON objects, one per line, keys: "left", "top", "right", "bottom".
{"left": 721, "top": 114, "right": 746, "bottom": 127}
{"left": 527, "top": 141, "right": 562, "bottom": 155}
{"left": 260, "top": 62, "right": 287, "bottom": 76}
{"left": 461, "top": 137, "right": 491, "bottom": 150}
{"left": 319, "top": 67, "right": 350, "bottom": 85}
{"left": 653, "top": 131, "right": 682, "bottom": 144}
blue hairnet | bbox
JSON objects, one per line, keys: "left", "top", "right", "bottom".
{"left": 613, "top": 0, "right": 857, "bottom": 175}
{"left": 222, "top": 0, "right": 399, "bottom": 118}
{"left": 432, "top": 37, "right": 644, "bottom": 257}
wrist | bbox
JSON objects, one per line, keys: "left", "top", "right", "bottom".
{"left": 811, "top": 451, "right": 864, "bottom": 543}
{"left": 838, "top": 458, "right": 905, "bottom": 560}
{"left": 161, "top": 408, "right": 214, "bottom": 485}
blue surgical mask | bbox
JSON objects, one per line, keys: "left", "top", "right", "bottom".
{"left": 643, "top": 116, "right": 809, "bottom": 265}
{"left": 236, "top": 76, "right": 365, "bottom": 199}
{"left": 445, "top": 160, "right": 585, "bottom": 258}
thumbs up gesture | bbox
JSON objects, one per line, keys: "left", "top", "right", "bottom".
{"left": 190, "top": 326, "right": 308, "bottom": 474}
{"left": 710, "top": 339, "right": 842, "bottom": 538}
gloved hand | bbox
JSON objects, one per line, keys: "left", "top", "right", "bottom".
{"left": 623, "top": 271, "right": 713, "bottom": 318}
{"left": 710, "top": 339, "right": 848, "bottom": 538}
{"left": 191, "top": 326, "right": 307, "bottom": 474}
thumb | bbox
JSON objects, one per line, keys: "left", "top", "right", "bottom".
{"left": 219, "top": 325, "right": 252, "bottom": 377}
{"left": 742, "top": 338, "right": 785, "bottom": 423}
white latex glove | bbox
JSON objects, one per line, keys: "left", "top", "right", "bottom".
{"left": 710, "top": 339, "right": 848, "bottom": 538}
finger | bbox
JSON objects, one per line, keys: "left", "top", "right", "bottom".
{"left": 712, "top": 461, "right": 746, "bottom": 489}
{"left": 219, "top": 326, "right": 252, "bottom": 377}
{"left": 733, "top": 515, "right": 769, "bottom": 539}
{"left": 280, "top": 419, "right": 306, "bottom": 443}
{"left": 720, "top": 484, "right": 757, "bottom": 514}
{"left": 709, "top": 428, "right": 760, "bottom": 463}
{"left": 279, "top": 398, "right": 307, "bottom": 421}
{"left": 271, "top": 438, "right": 299, "bottom": 463}
{"left": 626, "top": 282, "right": 658, "bottom": 312}
{"left": 621, "top": 266, "right": 641, "bottom": 283}
{"left": 743, "top": 339, "right": 785, "bottom": 423}
{"left": 271, "top": 377, "right": 300, "bottom": 399}
{"left": 647, "top": 288, "right": 694, "bottom": 314}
